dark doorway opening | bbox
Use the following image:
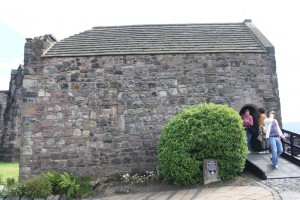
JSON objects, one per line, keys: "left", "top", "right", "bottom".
{"left": 240, "top": 105, "right": 262, "bottom": 152}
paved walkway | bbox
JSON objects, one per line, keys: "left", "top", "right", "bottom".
{"left": 247, "top": 153, "right": 300, "bottom": 179}
{"left": 97, "top": 186, "right": 274, "bottom": 200}
{"left": 87, "top": 154, "right": 300, "bottom": 200}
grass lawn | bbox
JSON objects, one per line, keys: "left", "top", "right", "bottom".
{"left": 0, "top": 162, "right": 19, "bottom": 183}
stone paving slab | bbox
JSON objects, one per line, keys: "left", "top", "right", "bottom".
{"left": 99, "top": 186, "right": 274, "bottom": 200}
{"left": 247, "top": 153, "right": 300, "bottom": 179}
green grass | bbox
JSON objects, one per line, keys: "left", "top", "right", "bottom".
{"left": 0, "top": 162, "right": 19, "bottom": 183}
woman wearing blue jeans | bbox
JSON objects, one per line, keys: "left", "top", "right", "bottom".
{"left": 264, "top": 110, "right": 286, "bottom": 169}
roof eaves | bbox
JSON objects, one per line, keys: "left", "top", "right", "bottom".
{"left": 244, "top": 19, "right": 274, "bottom": 54}
{"left": 41, "top": 49, "right": 268, "bottom": 58}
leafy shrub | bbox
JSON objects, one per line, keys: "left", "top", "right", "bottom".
{"left": 157, "top": 103, "right": 248, "bottom": 185}
{"left": 74, "top": 176, "right": 93, "bottom": 197}
{"left": 58, "top": 172, "right": 80, "bottom": 199}
{"left": 1, "top": 171, "right": 92, "bottom": 199}
{"left": 45, "top": 171, "right": 64, "bottom": 194}
{"left": 4, "top": 183, "right": 26, "bottom": 197}
{"left": 0, "top": 175, "right": 4, "bottom": 185}
{"left": 6, "top": 178, "right": 16, "bottom": 187}
{"left": 25, "top": 174, "right": 52, "bottom": 199}
{"left": 45, "top": 171, "right": 92, "bottom": 198}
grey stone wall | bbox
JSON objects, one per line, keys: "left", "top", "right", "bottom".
{"left": 19, "top": 43, "right": 281, "bottom": 180}
{"left": 0, "top": 66, "right": 23, "bottom": 162}
{"left": 0, "top": 91, "right": 8, "bottom": 150}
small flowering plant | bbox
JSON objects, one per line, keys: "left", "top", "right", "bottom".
{"left": 0, "top": 183, "right": 26, "bottom": 198}
{"left": 120, "top": 171, "right": 160, "bottom": 184}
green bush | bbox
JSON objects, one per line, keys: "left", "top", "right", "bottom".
{"left": 157, "top": 103, "right": 248, "bottom": 185}
{"left": 58, "top": 172, "right": 80, "bottom": 199}
{"left": 1, "top": 171, "right": 92, "bottom": 199}
{"left": 4, "top": 183, "right": 26, "bottom": 197}
{"left": 0, "top": 175, "right": 4, "bottom": 185}
{"left": 45, "top": 171, "right": 92, "bottom": 198}
{"left": 45, "top": 171, "right": 64, "bottom": 194}
{"left": 6, "top": 178, "right": 16, "bottom": 187}
{"left": 75, "top": 176, "right": 93, "bottom": 197}
{"left": 25, "top": 174, "right": 52, "bottom": 199}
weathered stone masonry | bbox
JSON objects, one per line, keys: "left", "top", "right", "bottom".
{"left": 0, "top": 20, "right": 281, "bottom": 180}
{"left": 0, "top": 67, "right": 23, "bottom": 162}
{"left": 20, "top": 55, "right": 280, "bottom": 180}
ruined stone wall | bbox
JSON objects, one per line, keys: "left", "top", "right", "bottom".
{"left": 0, "top": 66, "right": 23, "bottom": 162}
{"left": 20, "top": 35, "right": 57, "bottom": 177}
{"left": 0, "top": 91, "right": 8, "bottom": 150}
{"left": 19, "top": 48, "right": 281, "bottom": 179}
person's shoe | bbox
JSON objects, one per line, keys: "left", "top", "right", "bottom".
{"left": 272, "top": 165, "right": 278, "bottom": 170}
{"left": 270, "top": 156, "right": 272, "bottom": 162}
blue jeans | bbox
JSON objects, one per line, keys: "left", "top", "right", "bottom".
{"left": 267, "top": 137, "right": 283, "bottom": 168}
{"left": 246, "top": 129, "right": 252, "bottom": 152}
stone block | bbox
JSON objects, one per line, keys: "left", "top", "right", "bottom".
{"left": 70, "top": 82, "right": 80, "bottom": 89}
{"left": 100, "top": 109, "right": 111, "bottom": 117}
{"left": 168, "top": 88, "right": 178, "bottom": 96}
{"left": 38, "top": 89, "right": 51, "bottom": 97}
{"left": 23, "top": 79, "right": 38, "bottom": 88}
{"left": 22, "top": 91, "right": 38, "bottom": 97}
{"left": 73, "top": 129, "right": 81, "bottom": 137}
{"left": 54, "top": 105, "right": 61, "bottom": 111}
{"left": 24, "top": 107, "right": 36, "bottom": 115}
{"left": 118, "top": 115, "right": 125, "bottom": 131}
{"left": 259, "top": 85, "right": 268, "bottom": 90}
{"left": 111, "top": 106, "right": 117, "bottom": 117}
{"left": 46, "top": 139, "right": 55, "bottom": 146}
{"left": 90, "top": 111, "right": 97, "bottom": 120}
{"left": 82, "top": 130, "right": 90, "bottom": 137}
{"left": 21, "top": 146, "right": 32, "bottom": 155}
{"left": 178, "top": 87, "right": 187, "bottom": 94}
{"left": 24, "top": 131, "right": 32, "bottom": 137}
{"left": 56, "top": 139, "right": 65, "bottom": 145}
{"left": 90, "top": 121, "right": 97, "bottom": 128}
{"left": 247, "top": 60, "right": 256, "bottom": 66}
{"left": 46, "top": 195, "right": 60, "bottom": 200}
{"left": 159, "top": 91, "right": 167, "bottom": 97}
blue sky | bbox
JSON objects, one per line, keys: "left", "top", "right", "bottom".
{"left": 0, "top": 0, "right": 299, "bottom": 124}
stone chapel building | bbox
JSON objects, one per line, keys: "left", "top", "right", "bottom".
{"left": 0, "top": 20, "right": 281, "bottom": 180}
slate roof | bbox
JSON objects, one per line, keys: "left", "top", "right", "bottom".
{"left": 43, "top": 20, "right": 273, "bottom": 57}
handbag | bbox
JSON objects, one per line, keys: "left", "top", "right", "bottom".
{"left": 257, "top": 133, "right": 263, "bottom": 141}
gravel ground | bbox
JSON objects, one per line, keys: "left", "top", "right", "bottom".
{"left": 244, "top": 170, "right": 300, "bottom": 200}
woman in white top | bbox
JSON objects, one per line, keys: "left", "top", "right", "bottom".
{"left": 264, "top": 109, "right": 286, "bottom": 169}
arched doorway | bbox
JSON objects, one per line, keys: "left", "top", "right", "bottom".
{"left": 240, "top": 105, "right": 262, "bottom": 152}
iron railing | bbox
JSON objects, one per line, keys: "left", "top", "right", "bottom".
{"left": 281, "top": 129, "right": 300, "bottom": 166}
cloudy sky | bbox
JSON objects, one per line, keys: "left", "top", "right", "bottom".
{"left": 0, "top": 0, "right": 299, "bottom": 124}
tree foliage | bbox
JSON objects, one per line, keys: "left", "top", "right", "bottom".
{"left": 157, "top": 103, "right": 248, "bottom": 185}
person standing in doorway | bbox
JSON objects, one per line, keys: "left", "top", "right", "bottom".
{"left": 258, "top": 108, "right": 268, "bottom": 153}
{"left": 242, "top": 109, "right": 254, "bottom": 152}
{"left": 264, "top": 109, "right": 286, "bottom": 170}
